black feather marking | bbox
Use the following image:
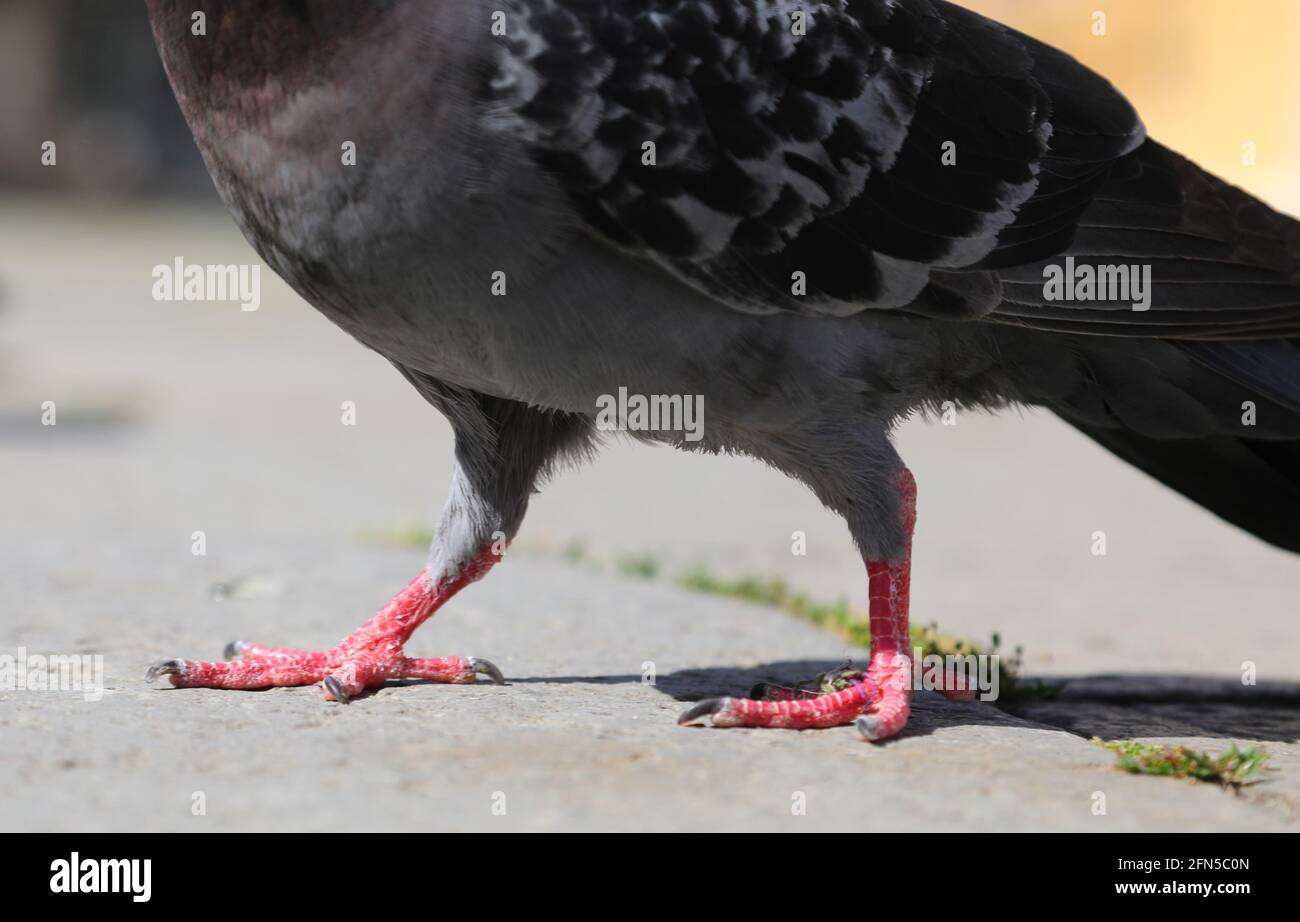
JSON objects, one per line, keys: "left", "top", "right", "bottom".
{"left": 485, "top": 0, "right": 944, "bottom": 314}
{"left": 484, "top": 0, "right": 1300, "bottom": 348}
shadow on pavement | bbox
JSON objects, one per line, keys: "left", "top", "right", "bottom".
{"left": 509, "top": 663, "right": 1300, "bottom": 743}
{"left": 1004, "top": 674, "right": 1300, "bottom": 743}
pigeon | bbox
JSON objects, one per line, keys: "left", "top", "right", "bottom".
{"left": 143, "top": 0, "right": 1300, "bottom": 740}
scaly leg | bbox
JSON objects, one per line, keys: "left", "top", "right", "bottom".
{"left": 146, "top": 555, "right": 503, "bottom": 701}
{"left": 679, "top": 469, "right": 918, "bottom": 741}
{"left": 147, "top": 392, "right": 590, "bottom": 704}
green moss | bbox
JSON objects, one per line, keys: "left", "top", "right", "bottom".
{"left": 1093, "top": 738, "right": 1269, "bottom": 786}
{"left": 561, "top": 539, "right": 589, "bottom": 563}
{"left": 616, "top": 553, "right": 660, "bottom": 580}
{"left": 674, "top": 565, "right": 1051, "bottom": 700}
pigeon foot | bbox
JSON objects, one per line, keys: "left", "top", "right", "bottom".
{"left": 145, "top": 564, "right": 505, "bottom": 701}
{"left": 677, "top": 660, "right": 914, "bottom": 739}
{"left": 678, "top": 670, "right": 881, "bottom": 730}
{"left": 147, "top": 644, "right": 503, "bottom": 700}
{"left": 678, "top": 468, "right": 920, "bottom": 741}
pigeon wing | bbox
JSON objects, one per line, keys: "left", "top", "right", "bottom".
{"left": 482, "top": 0, "right": 1144, "bottom": 320}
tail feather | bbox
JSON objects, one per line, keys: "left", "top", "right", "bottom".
{"left": 1178, "top": 339, "right": 1300, "bottom": 414}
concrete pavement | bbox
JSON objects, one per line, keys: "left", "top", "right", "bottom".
{"left": 1, "top": 200, "right": 1296, "bottom": 831}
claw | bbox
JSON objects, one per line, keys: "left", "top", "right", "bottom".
{"left": 677, "top": 697, "right": 727, "bottom": 726}
{"left": 856, "top": 714, "right": 889, "bottom": 742}
{"left": 222, "top": 641, "right": 243, "bottom": 661}
{"left": 322, "top": 676, "right": 350, "bottom": 704}
{"left": 145, "top": 659, "right": 186, "bottom": 683}
{"left": 469, "top": 657, "right": 505, "bottom": 685}
{"left": 748, "top": 683, "right": 772, "bottom": 700}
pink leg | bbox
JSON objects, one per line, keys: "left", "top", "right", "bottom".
{"left": 680, "top": 676, "right": 882, "bottom": 729}
{"left": 225, "top": 641, "right": 329, "bottom": 669}
{"left": 679, "top": 469, "right": 918, "bottom": 741}
{"left": 855, "top": 470, "right": 915, "bottom": 739}
{"left": 163, "top": 657, "right": 332, "bottom": 690}
{"left": 402, "top": 655, "right": 490, "bottom": 684}
{"left": 147, "top": 551, "right": 505, "bottom": 702}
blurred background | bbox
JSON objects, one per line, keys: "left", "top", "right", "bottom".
{"left": 0, "top": 1, "right": 206, "bottom": 197}
{"left": 5, "top": 0, "right": 1300, "bottom": 205}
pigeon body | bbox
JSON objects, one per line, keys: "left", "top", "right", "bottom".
{"left": 145, "top": 0, "right": 1300, "bottom": 735}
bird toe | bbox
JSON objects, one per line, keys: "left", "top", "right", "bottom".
{"left": 677, "top": 697, "right": 728, "bottom": 726}
{"left": 145, "top": 659, "right": 187, "bottom": 683}
{"left": 321, "top": 675, "right": 351, "bottom": 704}
{"left": 468, "top": 657, "right": 506, "bottom": 685}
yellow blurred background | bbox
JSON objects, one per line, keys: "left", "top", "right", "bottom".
{"left": 1, "top": 1, "right": 1297, "bottom": 213}
{"left": 966, "top": 0, "right": 1300, "bottom": 213}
